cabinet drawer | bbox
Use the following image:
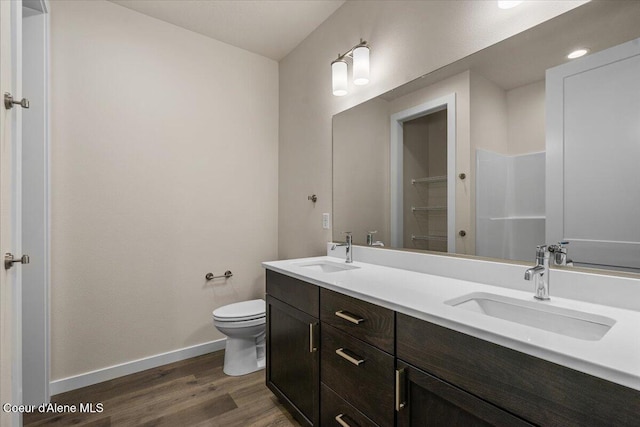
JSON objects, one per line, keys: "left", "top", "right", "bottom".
{"left": 320, "top": 288, "right": 394, "bottom": 353}
{"left": 321, "top": 383, "right": 379, "bottom": 427}
{"left": 397, "top": 313, "right": 640, "bottom": 427}
{"left": 321, "top": 324, "right": 394, "bottom": 427}
{"left": 266, "top": 270, "right": 319, "bottom": 317}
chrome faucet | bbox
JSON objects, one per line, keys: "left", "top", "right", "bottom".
{"left": 524, "top": 245, "right": 550, "bottom": 300}
{"left": 331, "top": 232, "right": 353, "bottom": 263}
{"left": 366, "top": 231, "right": 384, "bottom": 247}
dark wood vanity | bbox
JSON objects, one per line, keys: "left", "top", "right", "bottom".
{"left": 265, "top": 270, "right": 640, "bottom": 426}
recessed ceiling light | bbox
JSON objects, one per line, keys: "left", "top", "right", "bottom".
{"left": 498, "top": 1, "right": 523, "bottom": 9}
{"left": 567, "top": 49, "right": 589, "bottom": 59}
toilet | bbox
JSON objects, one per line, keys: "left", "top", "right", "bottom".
{"left": 212, "top": 299, "right": 266, "bottom": 376}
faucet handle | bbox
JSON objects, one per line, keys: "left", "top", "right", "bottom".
{"left": 366, "top": 230, "right": 377, "bottom": 245}
{"left": 549, "top": 241, "right": 569, "bottom": 251}
{"left": 549, "top": 241, "right": 572, "bottom": 265}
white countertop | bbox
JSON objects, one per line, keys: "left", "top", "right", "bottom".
{"left": 262, "top": 255, "right": 640, "bottom": 391}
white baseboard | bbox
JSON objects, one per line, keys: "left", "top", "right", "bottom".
{"left": 50, "top": 338, "right": 226, "bottom": 396}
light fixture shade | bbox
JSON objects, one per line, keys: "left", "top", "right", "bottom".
{"left": 332, "top": 60, "right": 348, "bottom": 96}
{"left": 353, "top": 45, "right": 370, "bottom": 85}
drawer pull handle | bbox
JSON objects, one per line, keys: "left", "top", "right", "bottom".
{"left": 335, "top": 413, "right": 353, "bottom": 427}
{"left": 335, "top": 348, "right": 364, "bottom": 366}
{"left": 309, "top": 323, "right": 317, "bottom": 353}
{"left": 396, "top": 368, "right": 406, "bottom": 411}
{"left": 335, "top": 310, "right": 364, "bottom": 325}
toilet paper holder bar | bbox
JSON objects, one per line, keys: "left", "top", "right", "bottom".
{"left": 205, "top": 270, "right": 233, "bottom": 281}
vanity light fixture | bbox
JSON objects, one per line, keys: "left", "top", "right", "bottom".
{"left": 567, "top": 48, "right": 589, "bottom": 59}
{"left": 331, "top": 39, "right": 370, "bottom": 96}
{"left": 497, "top": 1, "right": 523, "bottom": 9}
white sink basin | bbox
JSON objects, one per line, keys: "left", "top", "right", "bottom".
{"left": 445, "top": 292, "right": 615, "bottom": 341}
{"left": 295, "top": 260, "right": 360, "bottom": 273}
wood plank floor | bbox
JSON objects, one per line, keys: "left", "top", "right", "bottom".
{"left": 24, "top": 351, "right": 300, "bottom": 426}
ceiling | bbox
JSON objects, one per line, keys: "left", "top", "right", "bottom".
{"left": 109, "top": 0, "right": 345, "bottom": 61}
{"left": 382, "top": 0, "right": 640, "bottom": 100}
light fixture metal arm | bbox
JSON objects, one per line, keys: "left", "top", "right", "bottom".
{"left": 333, "top": 39, "right": 369, "bottom": 64}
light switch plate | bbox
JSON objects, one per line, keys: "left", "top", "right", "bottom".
{"left": 322, "top": 213, "right": 330, "bottom": 229}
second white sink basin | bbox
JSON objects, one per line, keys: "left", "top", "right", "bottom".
{"left": 445, "top": 292, "right": 615, "bottom": 341}
{"left": 295, "top": 260, "right": 359, "bottom": 273}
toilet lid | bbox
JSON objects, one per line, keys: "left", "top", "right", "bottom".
{"left": 212, "top": 299, "right": 265, "bottom": 321}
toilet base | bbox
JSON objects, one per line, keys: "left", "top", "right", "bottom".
{"left": 223, "top": 334, "right": 266, "bottom": 376}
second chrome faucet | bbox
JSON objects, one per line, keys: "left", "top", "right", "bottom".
{"left": 524, "top": 242, "right": 571, "bottom": 300}
{"left": 524, "top": 245, "right": 550, "bottom": 300}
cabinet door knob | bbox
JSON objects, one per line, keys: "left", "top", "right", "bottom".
{"left": 5, "top": 253, "right": 30, "bottom": 270}
{"left": 4, "top": 93, "right": 29, "bottom": 109}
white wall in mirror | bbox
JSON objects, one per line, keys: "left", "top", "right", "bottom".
{"left": 333, "top": 98, "right": 390, "bottom": 244}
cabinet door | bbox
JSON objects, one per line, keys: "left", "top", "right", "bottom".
{"left": 396, "top": 361, "right": 531, "bottom": 427}
{"left": 266, "top": 296, "right": 319, "bottom": 427}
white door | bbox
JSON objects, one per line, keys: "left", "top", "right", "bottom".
{"left": 1, "top": 0, "right": 24, "bottom": 425}
{"left": 22, "top": 0, "right": 50, "bottom": 406}
{"left": 546, "top": 38, "right": 640, "bottom": 270}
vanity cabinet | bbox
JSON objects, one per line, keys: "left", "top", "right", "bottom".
{"left": 266, "top": 271, "right": 320, "bottom": 426}
{"left": 266, "top": 270, "right": 640, "bottom": 426}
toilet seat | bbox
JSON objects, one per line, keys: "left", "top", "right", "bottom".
{"left": 212, "top": 299, "right": 265, "bottom": 322}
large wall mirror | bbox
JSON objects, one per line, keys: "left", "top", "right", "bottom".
{"left": 333, "top": 1, "right": 640, "bottom": 273}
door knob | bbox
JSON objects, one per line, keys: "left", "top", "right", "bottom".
{"left": 5, "top": 253, "right": 30, "bottom": 270}
{"left": 4, "top": 93, "right": 29, "bottom": 109}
